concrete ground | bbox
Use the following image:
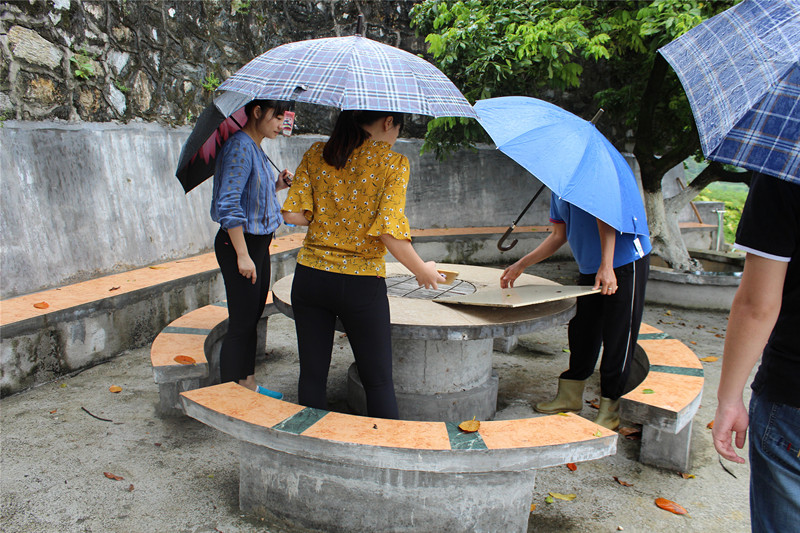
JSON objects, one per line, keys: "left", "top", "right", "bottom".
{"left": 1, "top": 261, "right": 753, "bottom": 533}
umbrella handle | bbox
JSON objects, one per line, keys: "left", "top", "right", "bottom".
{"left": 497, "top": 226, "right": 518, "bottom": 251}
{"left": 497, "top": 183, "right": 548, "bottom": 252}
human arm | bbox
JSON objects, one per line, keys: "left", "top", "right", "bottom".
{"left": 226, "top": 225, "right": 257, "bottom": 284}
{"left": 380, "top": 234, "right": 444, "bottom": 289}
{"left": 500, "top": 223, "right": 567, "bottom": 288}
{"left": 282, "top": 211, "right": 310, "bottom": 226}
{"left": 594, "top": 219, "right": 617, "bottom": 295}
{"left": 712, "top": 253, "right": 787, "bottom": 463}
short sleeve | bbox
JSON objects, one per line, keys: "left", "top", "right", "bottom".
{"left": 549, "top": 192, "right": 565, "bottom": 224}
{"left": 735, "top": 173, "right": 799, "bottom": 261}
{"left": 282, "top": 145, "right": 316, "bottom": 220}
{"left": 367, "top": 154, "right": 411, "bottom": 240}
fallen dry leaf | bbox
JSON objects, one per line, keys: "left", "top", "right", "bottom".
{"left": 126, "top": 484, "right": 134, "bottom": 492}
{"left": 104, "top": 472, "right": 124, "bottom": 481}
{"left": 458, "top": 418, "right": 480, "bottom": 433}
{"left": 664, "top": 310, "right": 672, "bottom": 316}
{"left": 174, "top": 355, "right": 196, "bottom": 365}
{"left": 587, "top": 399, "right": 600, "bottom": 410}
{"left": 655, "top": 497, "right": 687, "bottom": 515}
{"left": 690, "top": 341, "right": 697, "bottom": 345}
{"left": 33, "top": 301, "right": 49, "bottom": 309}
{"left": 613, "top": 476, "right": 633, "bottom": 487}
{"left": 567, "top": 463, "right": 577, "bottom": 471}
{"left": 549, "top": 492, "right": 577, "bottom": 501}
{"left": 530, "top": 504, "right": 536, "bottom": 512}
{"left": 109, "top": 286, "right": 121, "bottom": 291}
{"left": 109, "top": 385, "right": 122, "bottom": 393}
{"left": 149, "top": 266, "right": 169, "bottom": 269}
{"left": 715, "top": 333, "right": 724, "bottom": 338}
{"left": 707, "top": 420, "right": 715, "bottom": 429}
{"left": 700, "top": 356, "right": 719, "bottom": 362}
{"left": 49, "top": 409, "right": 57, "bottom": 414}
{"left": 679, "top": 472, "right": 696, "bottom": 479}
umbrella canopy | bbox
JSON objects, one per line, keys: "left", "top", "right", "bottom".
{"left": 474, "top": 96, "right": 648, "bottom": 236}
{"left": 659, "top": 0, "right": 800, "bottom": 184}
{"left": 217, "top": 34, "right": 477, "bottom": 118}
{"left": 175, "top": 91, "right": 254, "bottom": 193}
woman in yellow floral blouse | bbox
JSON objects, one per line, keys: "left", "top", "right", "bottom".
{"left": 282, "top": 110, "right": 444, "bottom": 419}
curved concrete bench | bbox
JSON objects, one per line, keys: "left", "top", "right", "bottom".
{"left": 622, "top": 323, "right": 704, "bottom": 471}
{"left": 180, "top": 382, "right": 617, "bottom": 533}
{"left": 149, "top": 296, "right": 280, "bottom": 416}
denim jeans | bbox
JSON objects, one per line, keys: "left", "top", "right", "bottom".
{"left": 749, "top": 393, "right": 800, "bottom": 533}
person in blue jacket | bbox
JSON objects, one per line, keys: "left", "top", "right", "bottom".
{"left": 210, "top": 99, "right": 293, "bottom": 398}
{"left": 500, "top": 194, "right": 651, "bottom": 429}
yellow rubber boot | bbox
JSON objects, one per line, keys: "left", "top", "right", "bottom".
{"left": 534, "top": 378, "right": 586, "bottom": 414}
{"left": 594, "top": 397, "right": 621, "bottom": 430}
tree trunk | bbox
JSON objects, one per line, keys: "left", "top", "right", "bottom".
{"left": 642, "top": 187, "right": 696, "bottom": 272}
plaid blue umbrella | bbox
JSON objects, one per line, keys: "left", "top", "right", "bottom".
{"left": 659, "top": 0, "right": 800, "bottom": 184}
{"left": 474, "top": 97, "right": 649, "bottom": 237}
{"left": 217, "top": 35, "right": 476, "bottom": 118}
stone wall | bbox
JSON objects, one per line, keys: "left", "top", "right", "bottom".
{"left": 0, "top": 0, "right": 430, "bottom": 135}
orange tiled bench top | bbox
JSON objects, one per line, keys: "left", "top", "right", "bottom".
{"left": 181, "top": 381, "right": 617, "bottom": 462}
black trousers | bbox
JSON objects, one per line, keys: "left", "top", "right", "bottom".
{"left": 291, "top": 264, "right": 399, "bottom": 419}
{"left": 214, "top": 229, "right": 272, "bottom": 383}
{"left": 562, "top": 254, "right": 650, "bottom": 400}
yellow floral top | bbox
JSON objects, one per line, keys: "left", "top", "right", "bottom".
{"left": 282, "top": 140, "right": 412, "bottom": 277}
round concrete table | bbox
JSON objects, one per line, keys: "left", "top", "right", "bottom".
{"left": 271, "top": 263, "right": 576, "bottom": 421}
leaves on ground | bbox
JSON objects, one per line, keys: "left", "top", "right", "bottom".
{"left": 109, "top": 385, "right": 122, "bottom": 393}
{"left": 530, "top": 504, "right": 536, "bottom": 512}
{"left": 613, "top": 476, "right": 633, "bottom": 487}
{"left": 655, "top": 497, "right": 687, "bottom": 515}
{"left": 566, "top": 463, "right": 577, "bottom": 471}
{"left": 642, "top": 389, "right": 655, "bottom": 394}
{"left": 549, "top": 492, "right": 577, "bottom": 501}
{"left": 593, "top": 430, "right": 603, "bottom": 437}
{"left": 618, "top": 427, "right": 642, "bottom": 440}
{"left": 126, "top": 484, "right": 135, "bottom": 492}
{"left": 706, "top": 420, "right": 714, "bottom": 429}
{"left": 104, "top": 472, "right": 124, "bottom": 481}
{"left": 174, "top": 355, "right": 196, "bottom": 365}
{"left": 699, "top": 356, "right": 719, "bottom": 362}
{"left": 33, "top": 301, "right": 49, "bottom": 309}
{"left": 458, "top": 417, "right": 480, "bottom": 433}
{"left": 109, "top": 286, "right": 120, "bottom": 291}
{"left": 545, "top": 495, "right": 554, "bottom": 504}
{"left": 149, "top": 266, "right": 169, "bottom": 269}
{"left": 586, "top": 399, "right": 600, "bottom": 409}
{"left": 679, "top": 472, "right": 695, "bottom": 479}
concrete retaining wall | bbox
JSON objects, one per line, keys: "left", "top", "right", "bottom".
{"left": 0, "top": 121, "right": 558, "bottom": 299}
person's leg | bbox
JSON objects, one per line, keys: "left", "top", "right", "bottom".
{"left": 337, "top": 275, "right": 398, "bottom": 420}
{"left": 239, "top": 233, "right": 272, "bottom": 382}
{"left": 598, "top": 255, "right": 649, "bottom": 400}
{"left": 291, "top": 265, "right": 337, "bottom": 410}
{"left": 749, "top": 393, "right": 800, "bottom": 533}
{"left": 561, "top": 272, "right": 603, "bottom": 381}
{"left": 215, "top": 229, "right": 265, "bottom": 384}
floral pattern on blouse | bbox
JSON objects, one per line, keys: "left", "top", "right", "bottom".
{"left": 282, "top": 140, "right": 411, "bottom": 276}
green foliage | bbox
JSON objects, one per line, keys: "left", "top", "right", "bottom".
{"left": 696, "top": 181, "right": 748, "bottom": 244}
{"left": 410, "top": 0, "right": 734, "bottom": 159}
{"left": 202, "top": 72, "right": 221, "bottom": 92}
{"left": 232, "top": 0, "right": 251, "bottom": 16}
{"left": 69, "top": 48, "right": 97, "bottom": 80}
{"left": 113, "top": 80, "right": 130, "bottom": 93}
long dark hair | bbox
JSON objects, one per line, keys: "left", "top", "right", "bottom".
{"left": 323, "top": 110, "right": 405, "bottom": 169}
{"left": 244, "top": 99, "right": 294, "bottom": 121}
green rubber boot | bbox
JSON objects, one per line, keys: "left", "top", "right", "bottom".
{"left": 594, "top": 397, "right": 621, "bottom": 430}
{"left": 534, "top": 378, "right": 586, "bottom": 414}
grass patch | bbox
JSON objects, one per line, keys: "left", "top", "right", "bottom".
{"left": 684, "top": 159, "right": 749, "bottom": 244}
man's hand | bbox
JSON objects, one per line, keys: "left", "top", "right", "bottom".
{"left": 712, "top": 399, "right": 749, "bottom": 463}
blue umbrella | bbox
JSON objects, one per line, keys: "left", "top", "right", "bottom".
{"left": 217, "top": 32, "right": 476, "bottom": 119}
{"left": 474, "top": 96, "right": 649, "bottom": 241}
{"left": 659, "top": 0, "right": 800, "bottom": 184}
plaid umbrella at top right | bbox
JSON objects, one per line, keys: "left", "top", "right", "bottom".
{"left": 659, "top": 0, "right": 800, "bottom": 184}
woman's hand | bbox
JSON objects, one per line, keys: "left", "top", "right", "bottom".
{"left": 500, "top": 262, "right": 525, "bottom": 288}
{"left": 275, "top": 169, "right": 293, "bottom": 191}
{"left": 237, "top": 254, "right": 257, "bottom": 284}
{"left": 415, "top": 260, "right": 445, "bottom": 290}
